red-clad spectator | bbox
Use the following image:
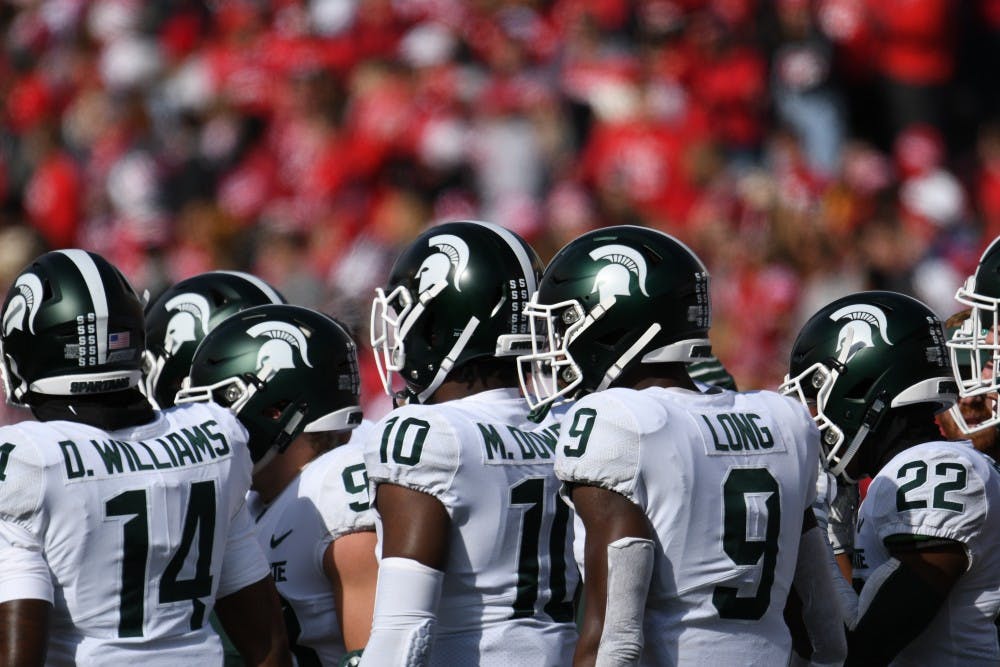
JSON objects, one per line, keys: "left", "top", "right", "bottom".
{"left": 865, "top": 0, "right": 958, "bottom": 135}
{"left": 24, "top": 135, "right": 81, "bottom": 249}
{"left": 894, "top": 123, "right": 968, "bottom": 238}
{"left": 686, "top": 13, "right": 768, "bottom": 152}
{"left": 551, "top": 0, "right": 632, "bottom": 33}
{"left": 6, "top": 72, "right": 54, "bottom": 134}
{"left": 579, "top": 107, "right": 701, "bottom": 227}
{"left": 977, "top": 124, "right": 1000, "bottom": 244}
{"left": 866, "top": 0, "right": 956, "bottom": 86}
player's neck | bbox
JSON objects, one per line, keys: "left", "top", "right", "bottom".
{"left": 616, "top": 362, "right": 698, "bottom": 392}
{"left": 425, "top": 377, "right": 513, "bottom": 404}
{"left": 252, "top": 438, "right": 318, "bottom": 503}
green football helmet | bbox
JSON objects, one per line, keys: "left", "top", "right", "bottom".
{"left": 517, "top": 225, "right": 712, "bottom": 410}
{"left": 143, "top": 271, "right": 285, "bottom": 409}
{"left": 0, "top": 249, "right": 145, "bottom": 405}
{"left": 176, "top": 304, "right": 362, "bottom": 467}
{"left": 370, "top": 220, "right": 542, "bottom": 403}
{"left": 948, "top": 236, "right": 1000, "bottom": 432}
{"left": 780, "top": 291, "right": 957, "bottom": 481}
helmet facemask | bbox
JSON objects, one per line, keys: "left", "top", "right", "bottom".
{"left": 370, "top": 284, "right": 414, "bottom": 397}
{"left": 371, "top": 279, "right": 490, "bottom": 405}
{"left": 0, "top": 337, "right": 26, "bottom": 406}
{"left": 948, "top": 277, "right": 1000, "bottom": 433}
{"left": 779, "top": 362, "right": 856, "bottom": 478}
{"left": 517, "top": 295, "right": 588, "bottom": 411}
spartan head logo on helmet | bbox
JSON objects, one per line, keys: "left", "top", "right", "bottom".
{"left": 589, "top": 245, "right": 650, "bottom": 303}
{"left": 163, "top": 293, "right": 211, "bottom": 356}
{"left": 417, "top": 234, "right": 470, "bottom": 295}
{"left": 829, "top": 303, "right": 893, "bottom": 364}
{"left": 247, "top": 321, "right": 312, "bottom": 373}
{"left": 2, "top": 273, "right": 44, "bottom": 337}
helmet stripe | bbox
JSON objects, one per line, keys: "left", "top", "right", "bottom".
{"left": 216, "top": 271, "right": 285, "bottom": 304}
{"left": 57, "top": 250, "right": 111, "bottom": 364}
{"left": 466, "top": 221, "right": 537, "bottom": 294}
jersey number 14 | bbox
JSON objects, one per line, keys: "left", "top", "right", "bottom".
{"left": 105, "top": 481, "right": 216, "bottom": 637}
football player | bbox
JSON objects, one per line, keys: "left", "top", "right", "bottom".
{"left": 360, "top": 221, "right": 579, "bottom": 666}
{"left": 944, "top": 239, "right": 1000, "bottom": 457}
{"left": 142, "top": 270, "right": 286, "bottom": 410}
{"left": 937, "top": 309, "right": 999, "bottom": 456}
{"left": 518, "top": 225, "right": 842, "bottom": 665}
{"left": 176, "top": 304, "right": 377, "bottom": 666}
{"left": 0, "top": 250, "right": 289, "bottom": 666}
{"left": 782, "top": 290, "right": 1000, "bottom": 664}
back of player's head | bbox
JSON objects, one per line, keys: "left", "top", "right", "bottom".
{"left": 781, "top": 290, "right": 957, "bottom": 480}
{"left": 518, "top": 225, "right": 711, "bottom": 410}
{"left": 142, "top": 271, "right": 285, "bottom": 409}
{"left": 371, "top": 220, "right": 542, "bottom": 404}
{"left": 176, "top": 304, "right": 362, "bottom": 468}
{"left": 0, "top": 249, "right": 146, "bottom": 406}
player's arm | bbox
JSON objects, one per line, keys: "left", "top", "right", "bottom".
{"left": 215, "top": 575, "right": 292, "bottom": 667}
{"left": 0, "top": 487, "right": 52, "bottom": 667}
{"left": 358, "top": 483, "right": 449, "bottom": 667}
{"left": 789, "top": 509, "right": 849, "bottom": 666}
{"left": 571, "top": 483, "right": 654, "bottom": 667}
{"left": 0, "top": 599, "right": 49, "bottom": 667}
{"left": 846, "top": 537, "right": 967, "bottom": 666}
{"left": 323, "top": 530, "right": 378, "bottom": 652}
{"left": 828, "top": 480, "right": 858, "bottom": 583}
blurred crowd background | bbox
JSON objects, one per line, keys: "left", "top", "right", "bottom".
{"left": 0, "top": 0, "right": 998, "bottom": 420}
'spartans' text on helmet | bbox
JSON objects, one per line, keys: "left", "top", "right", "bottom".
{"left": 163, "top": 293, "right": 211, "bottom": 355}
{"left": 418, "top": 234, "right": 470, "bottom": 295}
{"left": 2, "top": 273, "right": 43, "bottom": 336}
{"left": 829, "top": 304, "right": 893, "bottom": 364}
{"left": 247, "top": 321, "right": 313, "bottom": 372}
{"left": 589, "top": 244, "right": 650, "bottom": 302}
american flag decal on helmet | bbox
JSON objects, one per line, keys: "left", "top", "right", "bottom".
{"left": 109, "top": 331, "right": 131, "bottom": 349}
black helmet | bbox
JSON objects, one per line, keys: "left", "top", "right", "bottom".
{"left": 781, "top": 291, "right": 957, "bottom": 480}
{"left": 517, "top": 225, "right": 711, "bottom": 410}
{"left": 143, "top": 271, "right": 285, "bottom": 409}
{"left": 176, "top": 304, "right": 362, "bottom": 466}
{"left": 370, "top": 220, "right": 542, "bottom": 403}
{"left": 0, "top": 249, "right": 145, "bottom": 405}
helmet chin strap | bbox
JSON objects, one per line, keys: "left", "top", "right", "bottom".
{"left": 830, "top": 424, "right": 868, "bottom": 484}
{"left": 597, "top": 323, "right": 661, "bottom": 392}
{"left": 415, "top": 316, "right": 481, "bottom": 404}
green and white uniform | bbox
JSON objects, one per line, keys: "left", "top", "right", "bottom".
{"left": 0, "top": 402, "right": 267, "bottom": 666}
{"left": 248, "top": 422, "right": 376, "bottom": 666}
{"left": 363, "top": 387, "right": 579, "bottom": 666}
{"left": 854, "top": 440, "right": 1000, "bottom": 666}
{"left": 556, "top": 386, "right": 819, "bottom": 666}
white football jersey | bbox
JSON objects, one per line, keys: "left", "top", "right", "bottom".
{"left": 555, "top": 386, "right": 819, "bottom": 667}
{"left": 0, "top": 402, "right": 268, "bottom": 666}
{"left": 247, "top": 421, "right": 377, "bottom": 666}
{"left": 363, "top": 387, "right": 579, "bottom": 666}
{"left": 853, "top": 440, "right": 1000, "bottom": 666}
